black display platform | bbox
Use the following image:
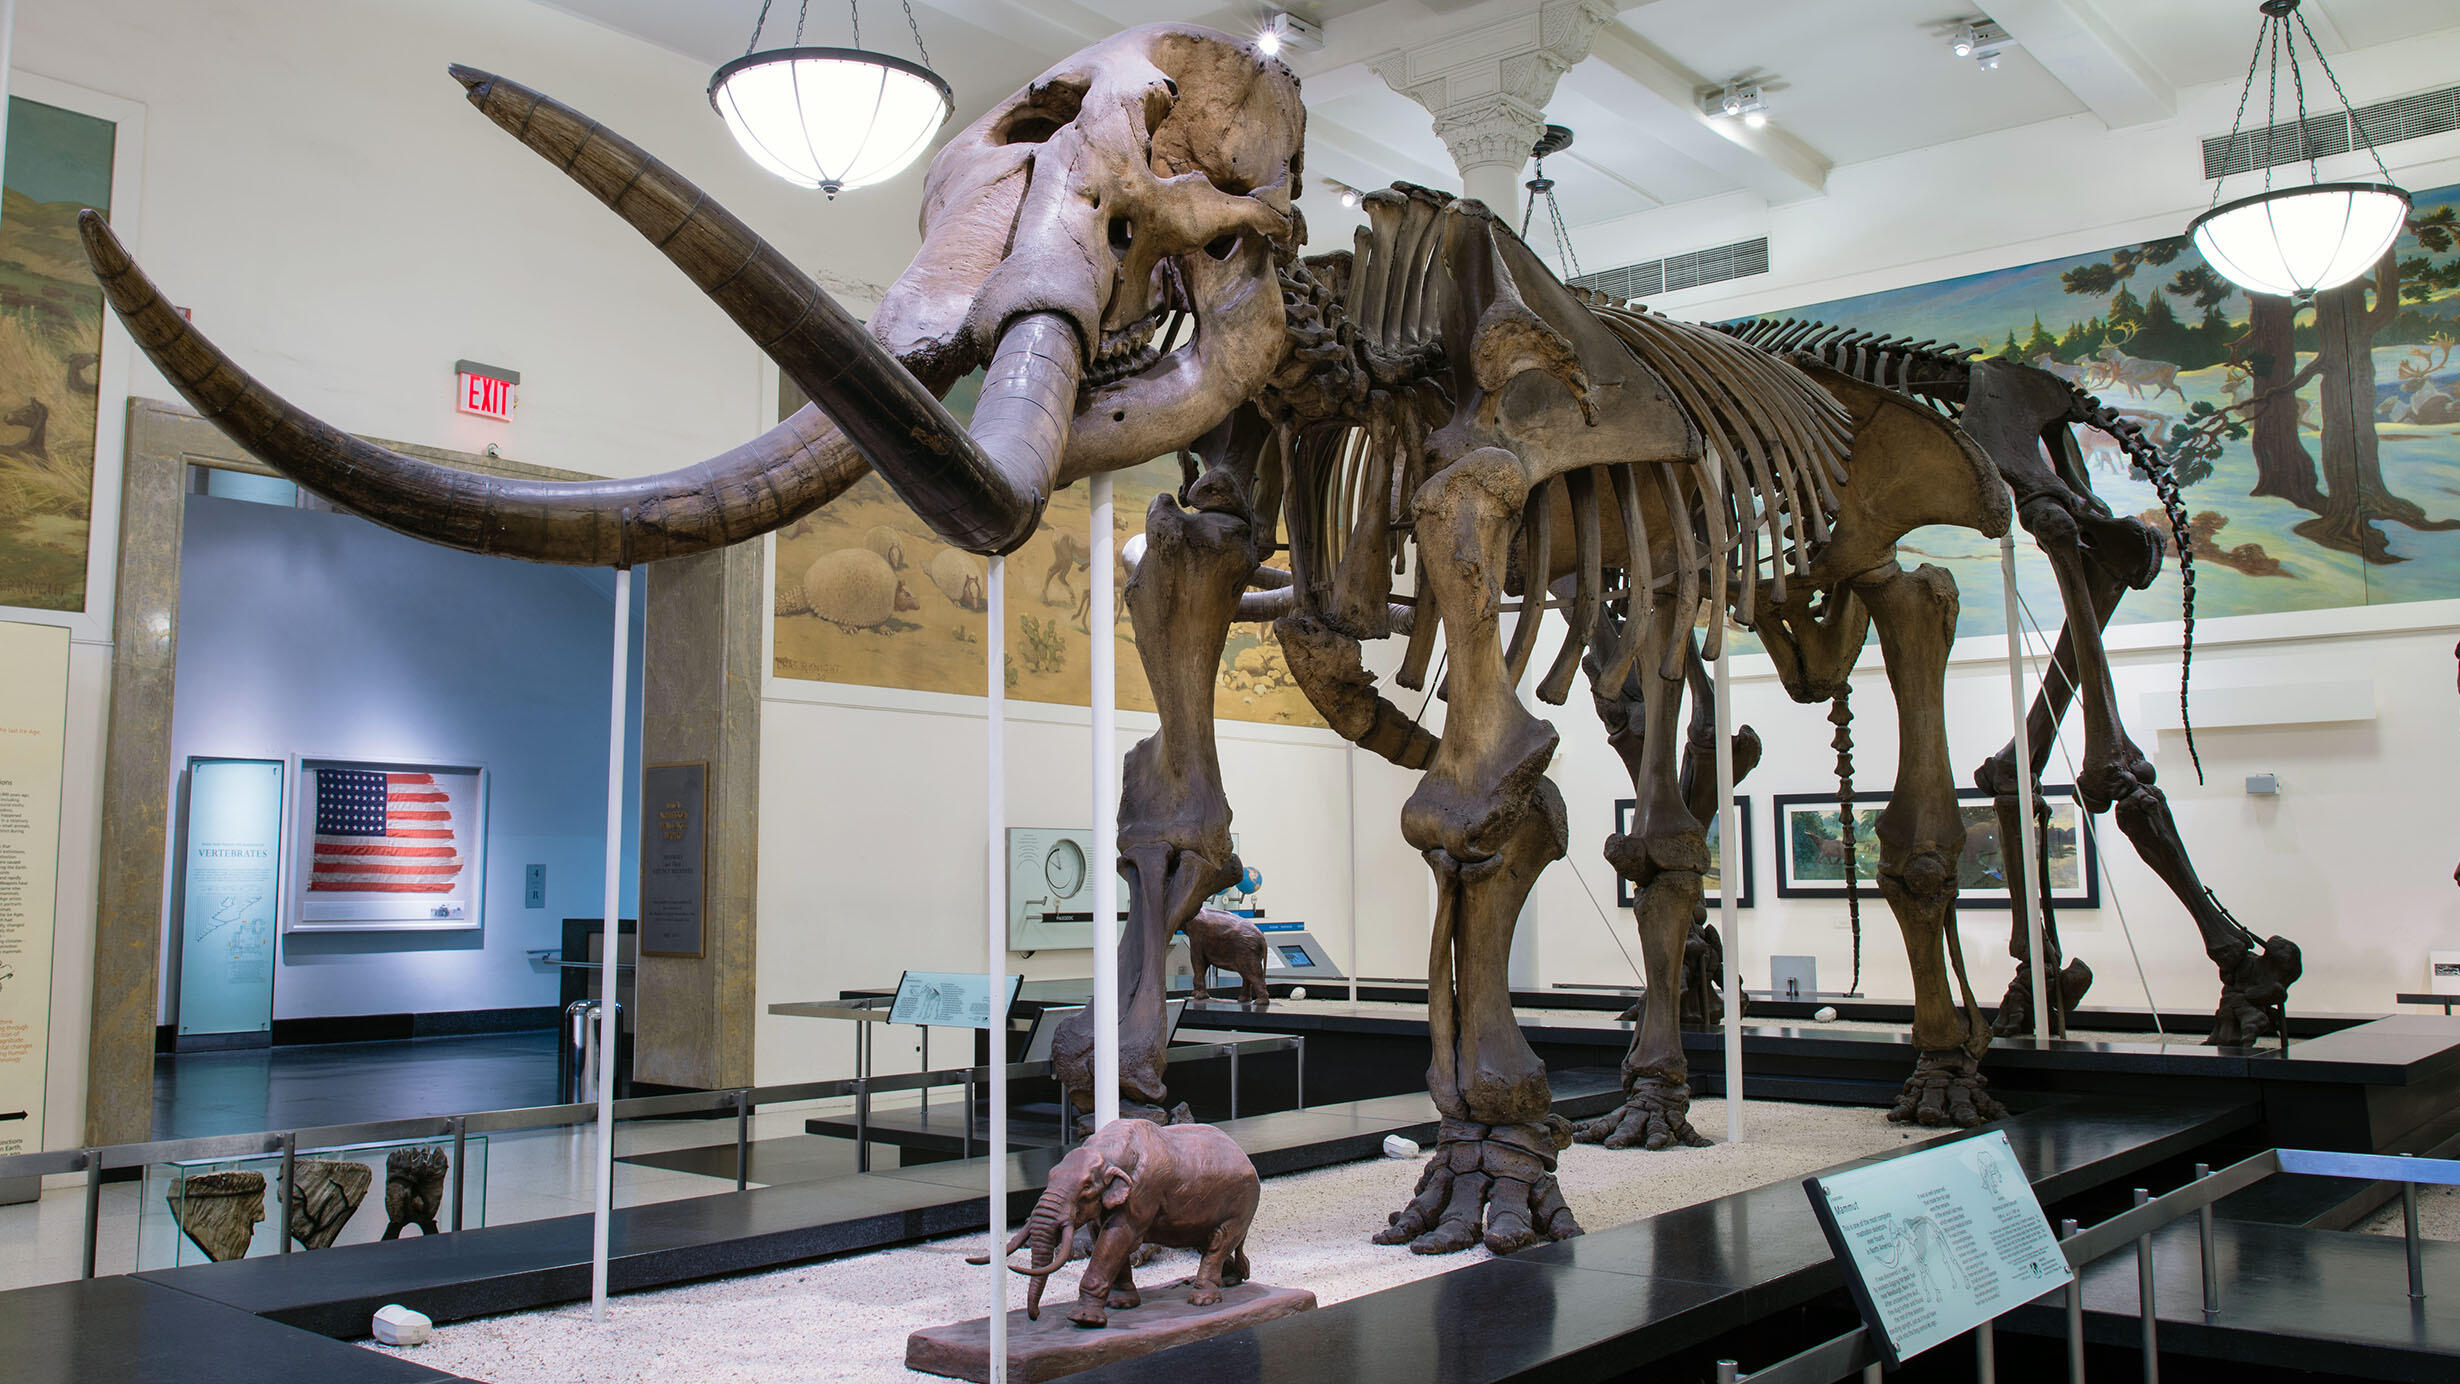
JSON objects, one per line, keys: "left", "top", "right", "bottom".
{"left": 2001, "top": 1215, "right": 2460, "bottom": 1380}
{"left": 1060, "top": 1095, "right": 2260, "bottom": 1384}
{"left": 0, "top": 1276, "right": 467, "bottom": 1383}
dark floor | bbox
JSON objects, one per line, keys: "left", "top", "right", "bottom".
{"left": 152, "top": 1032, "right": 561, "bottom": 1139}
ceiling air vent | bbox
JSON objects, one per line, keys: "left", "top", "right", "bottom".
{"left": 1570, "top": 236, "right": 1768, "bottom": 302}
{"left": 2204, "top": 83, "right": 2460, "bottom": 179}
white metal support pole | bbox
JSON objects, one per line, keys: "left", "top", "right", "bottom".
{"left": 1089, "top": 474, "right": 1120, "bottom": 1130}
{"left": 985, "top": 556, "right": 1010, "bottom": 1380}
{"left": 1715, "top": 636, "right": 1742, "bottom": 1144}
{"left": 591, "top": 566, "right": 630, "bottom": 1324}
{"left": 1345, "top": 749, "right": 1360, "bottom": 1003}
{"left": 2001, "top": 536, "right": 2051, "bottom": 1040}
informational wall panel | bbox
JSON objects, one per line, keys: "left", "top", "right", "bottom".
{"left": 0, "top": 620, "right": 70, "bottom": 1153}
{"left": 175, "top": 758, "right": 283, "bottom": 1038}
{"left": 640, "top": 762, "right": 706, "bottom": 957}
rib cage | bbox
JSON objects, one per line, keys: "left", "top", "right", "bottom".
{"left": 1720, "top": 315, "right": 2202, "bottom": 777}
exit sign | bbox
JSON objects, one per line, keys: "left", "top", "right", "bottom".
{"left": 454, "top": 359, "right": 519, "bottom": 421}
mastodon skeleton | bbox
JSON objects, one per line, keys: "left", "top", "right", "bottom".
{"left": 79, "top": 24, "right": 2199, "bottom": 1260}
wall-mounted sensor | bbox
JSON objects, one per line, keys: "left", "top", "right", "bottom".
{"left": 2245, "top": 773, "right": 2279, "bottom": 796}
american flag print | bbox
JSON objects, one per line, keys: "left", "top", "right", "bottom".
{"left": 309, "top": 769, "right": 463, "bottom": 894}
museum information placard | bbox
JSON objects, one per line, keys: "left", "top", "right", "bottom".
{"left": 1804, "top": 1129, "right": 2074, "bottom": 1367}
{"left": 640, "top": 762, "right": 706, "bottom": 957}
{"left": 889, "top": 971, "right": 1023, "bottom": 1029}
{"left": 0, "top": 621, "right": 69, "bottom": 1153}
{"left": 176, "top": 758, "right": 283, "bottom": 1038}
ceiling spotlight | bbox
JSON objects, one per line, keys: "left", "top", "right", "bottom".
{"left": 1700, "top": 80, "right": 1767, "bottom": 125}
{"left": 1257, "top": 12, "right": 1322, "bottom": 57}
{"left": 1952, "top": 19, "right": 2017, "bottom": 70}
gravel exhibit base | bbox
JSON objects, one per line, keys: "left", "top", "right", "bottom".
{"left": 364, "top": 1099, "right": 1945, "bottom": 1383}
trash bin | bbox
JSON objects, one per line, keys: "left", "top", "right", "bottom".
{"left": 561, "top": 997, "right": 622, "bottom": 1103}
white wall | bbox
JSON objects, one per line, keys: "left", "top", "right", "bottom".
{"left": 164, "top": 492, "right": 643, "bottom": 1023}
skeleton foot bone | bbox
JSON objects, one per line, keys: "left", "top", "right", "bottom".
{"left": 2209, "top": 934, "right": 2302, "bottom": 1046}
{"left": 1375, "top": 1117, "right": 1582, "bottom": 1255}
{"left": 1888, "top": 1049, "right": 2007, "bottom": 1128}
{"left": 1574, "top": 1075, "right": 1711, "bottom": 1151}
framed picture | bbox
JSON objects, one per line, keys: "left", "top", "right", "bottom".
{"left": 1613, "top": 796, "right": 1753, "bottom": 909}
{"left": 287, "top": 758, "right": 487, "bottom": 932}
{"left": 1772, "top": 787, "right": 2097, "bottom": 909}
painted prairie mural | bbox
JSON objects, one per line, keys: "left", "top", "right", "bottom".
{"left": 1760, "top": 179, "right": 2460, "bottom": 640}
{"left": 0, "top": 97, "right": 116, "bottom": 612}
{"left": 770, "top": 375, "right": 1321, "bottom": 727}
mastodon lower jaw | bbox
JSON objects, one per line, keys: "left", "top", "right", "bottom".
{"left": 449, "top": 65, "right": 1080, "bottom": 557}
{"left": 78, "top": 208, "right": 867, "bottom": 566}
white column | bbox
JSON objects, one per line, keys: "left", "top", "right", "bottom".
{"left": 1714, "top": 638, "right": 1742, "bottom": 1144}
{"left": 590, "top": 566, "right": 631, "bottom": 1323}
{"left": 1089, "top": 475, "right": 1120, "bottom": 1129}
{"left": 984, "top": 556, "right": 1009, "bottom": 1379}
{"left": 1365, "top": 0, "right": 1615, "bottom": 222}
{"left": 2001, "top": 536, "right": 2051, "bottom": 1039}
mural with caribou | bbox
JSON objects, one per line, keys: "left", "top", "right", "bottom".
{"left": 1759, "top": 178, "right": 2460, "bottom": 639}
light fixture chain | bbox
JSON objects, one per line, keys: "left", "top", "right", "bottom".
{"left": 2282, "top": 11, "right": 2318, "bottom": 189}
{"left": 1548, "top": 177, "right": 1582, "bottom": 281}
{"left": 2295, "top": 10, "right": 2396, "bottom": 185}
{"left": 743, "top": 0, "right": 775, "bottom": 57}
{"left": 846, "top": 0, "right": 858, "bottom": 49}
{"left": 2210, "top": 11, "right": 2271, "bottom": 210}
{"left": 901, "top": 0, "right": 932, "bottom": 66}
{"left": 2261, "top": 15, "right": 2282, "bottom": 194}
{"left": 792, "top": 0, "right": 808, "bottom": 44}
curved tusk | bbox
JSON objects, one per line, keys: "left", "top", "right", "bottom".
{"left": 450, "top": 65, "right": 1077, "bottom": 557}
{"left": 79, "top": 210, "right": 866, "bottom": 567}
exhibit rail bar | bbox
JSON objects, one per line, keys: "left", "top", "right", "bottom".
{"left": 592, "top": 567, "right": 630, "bottom": 1323}
{"left": 1091, "top": 473, "right": 1120, "bottom": 1130}
{"left": 2001, "top": 536, "right": 2052, "bottom": 1039}
{"left": 1715, "top": 626, "right": 1741, "bottom": 1143}
{"left": 985, "top": 556, "right": 1009, "bottom": 1381}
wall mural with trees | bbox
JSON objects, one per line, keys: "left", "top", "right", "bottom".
{"left": 1758, "top": 178, "right": 2460, "bottom": 640}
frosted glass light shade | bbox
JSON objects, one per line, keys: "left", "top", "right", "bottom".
{"left": 709, "top": 47, "right": 952, "bottom": 197}
{"left": 2188, "top": 182, "right": 2412, "bottom": 300}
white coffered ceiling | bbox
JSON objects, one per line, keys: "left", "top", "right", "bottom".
{"left": 538, "top": 0, "right": 2460, "bottom": 247}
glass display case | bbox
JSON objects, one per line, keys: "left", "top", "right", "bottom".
{"left": 137, "top": 1132, "right": 487, "bottom": 1269}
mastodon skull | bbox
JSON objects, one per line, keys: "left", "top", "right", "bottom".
{"left": 874, "top": 24, "right": 1306, "bottom": 484}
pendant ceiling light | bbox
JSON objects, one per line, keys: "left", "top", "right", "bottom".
{"left": 709, "top": 0, "right": 953, "bottom": 198}
{"left": 2187, "top": 0, "right": 2409, "bottom": 301}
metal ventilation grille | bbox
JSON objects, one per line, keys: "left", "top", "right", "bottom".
{"left": 1571, "top": 236, "right": 1768, "bottom": 301}
{"left": 2204, "top": 84, "right": 2460, "bottom": 179}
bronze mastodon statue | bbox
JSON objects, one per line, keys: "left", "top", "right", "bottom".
{"left": 83, "top": 22, "right": 2266, "bottom": 1257}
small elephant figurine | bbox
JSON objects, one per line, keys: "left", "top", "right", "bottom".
{"left": 977, "top": 1118, "right": 1259, "bottom": 1328}
{"left": 1183, "top": 907, "right": 1270, "bottom": 1008}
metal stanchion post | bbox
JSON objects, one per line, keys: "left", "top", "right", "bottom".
{"left": 1978, "top": 1319, "right": 1997, "bottom": 1382}
{"left": 964, "top": 1072, "right": 978, "bottom": 1159}
{"left": 855, "top": 1077, "right": 871, "bottom": 1173}
{"left": 1862, "top": 1366, "right": 1881, "bottom": 1384}
{"left": 81, "top": 1150, "right": 102, "bottom": 1280}
{"left": 277, "top": 1133, "right": 297, "bottom": 1255}
{"left": 450, "top": 1116, "right": 468, "bottom": 1232}
{"left": 2134, "top": 1188, "right": 2158, "bottom": 1384}
{"left": 1295, "top": 1037, "right": 1306, "bottom": 1110}
{"left": 2195, "top": 1163, "right": 2216, "bottom": 1314}
{"left": 1229, "top": 1044, "right": 1240, "bottom": 1121}
{"left": 1716, "top": 1361, "right": 1739, "bottom": 1384}
{"left": 2401, "top": 1153, "right": 2424, "bottom": 1300}
{"left": 2063, "top": 1217, "right": 2085, "bottom": 1384}
{"left": 735, "top": 1091, "right": 751, "bottom": 1191}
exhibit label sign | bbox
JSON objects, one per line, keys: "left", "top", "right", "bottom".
{"left": 888, "top": 971, "right": 1023, "bottom": 1029}
{"left": 177, "top": 758, "right": 283, "bottom": 1038}
{"left": 0, "top": 621, "right": 69, "bottom": 1154}
{"left": 1804, "top": 1129, "right": 2073, "bottom": 1367}
{"left": 640, "top": 762, "right": 706, "bottom": 958}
